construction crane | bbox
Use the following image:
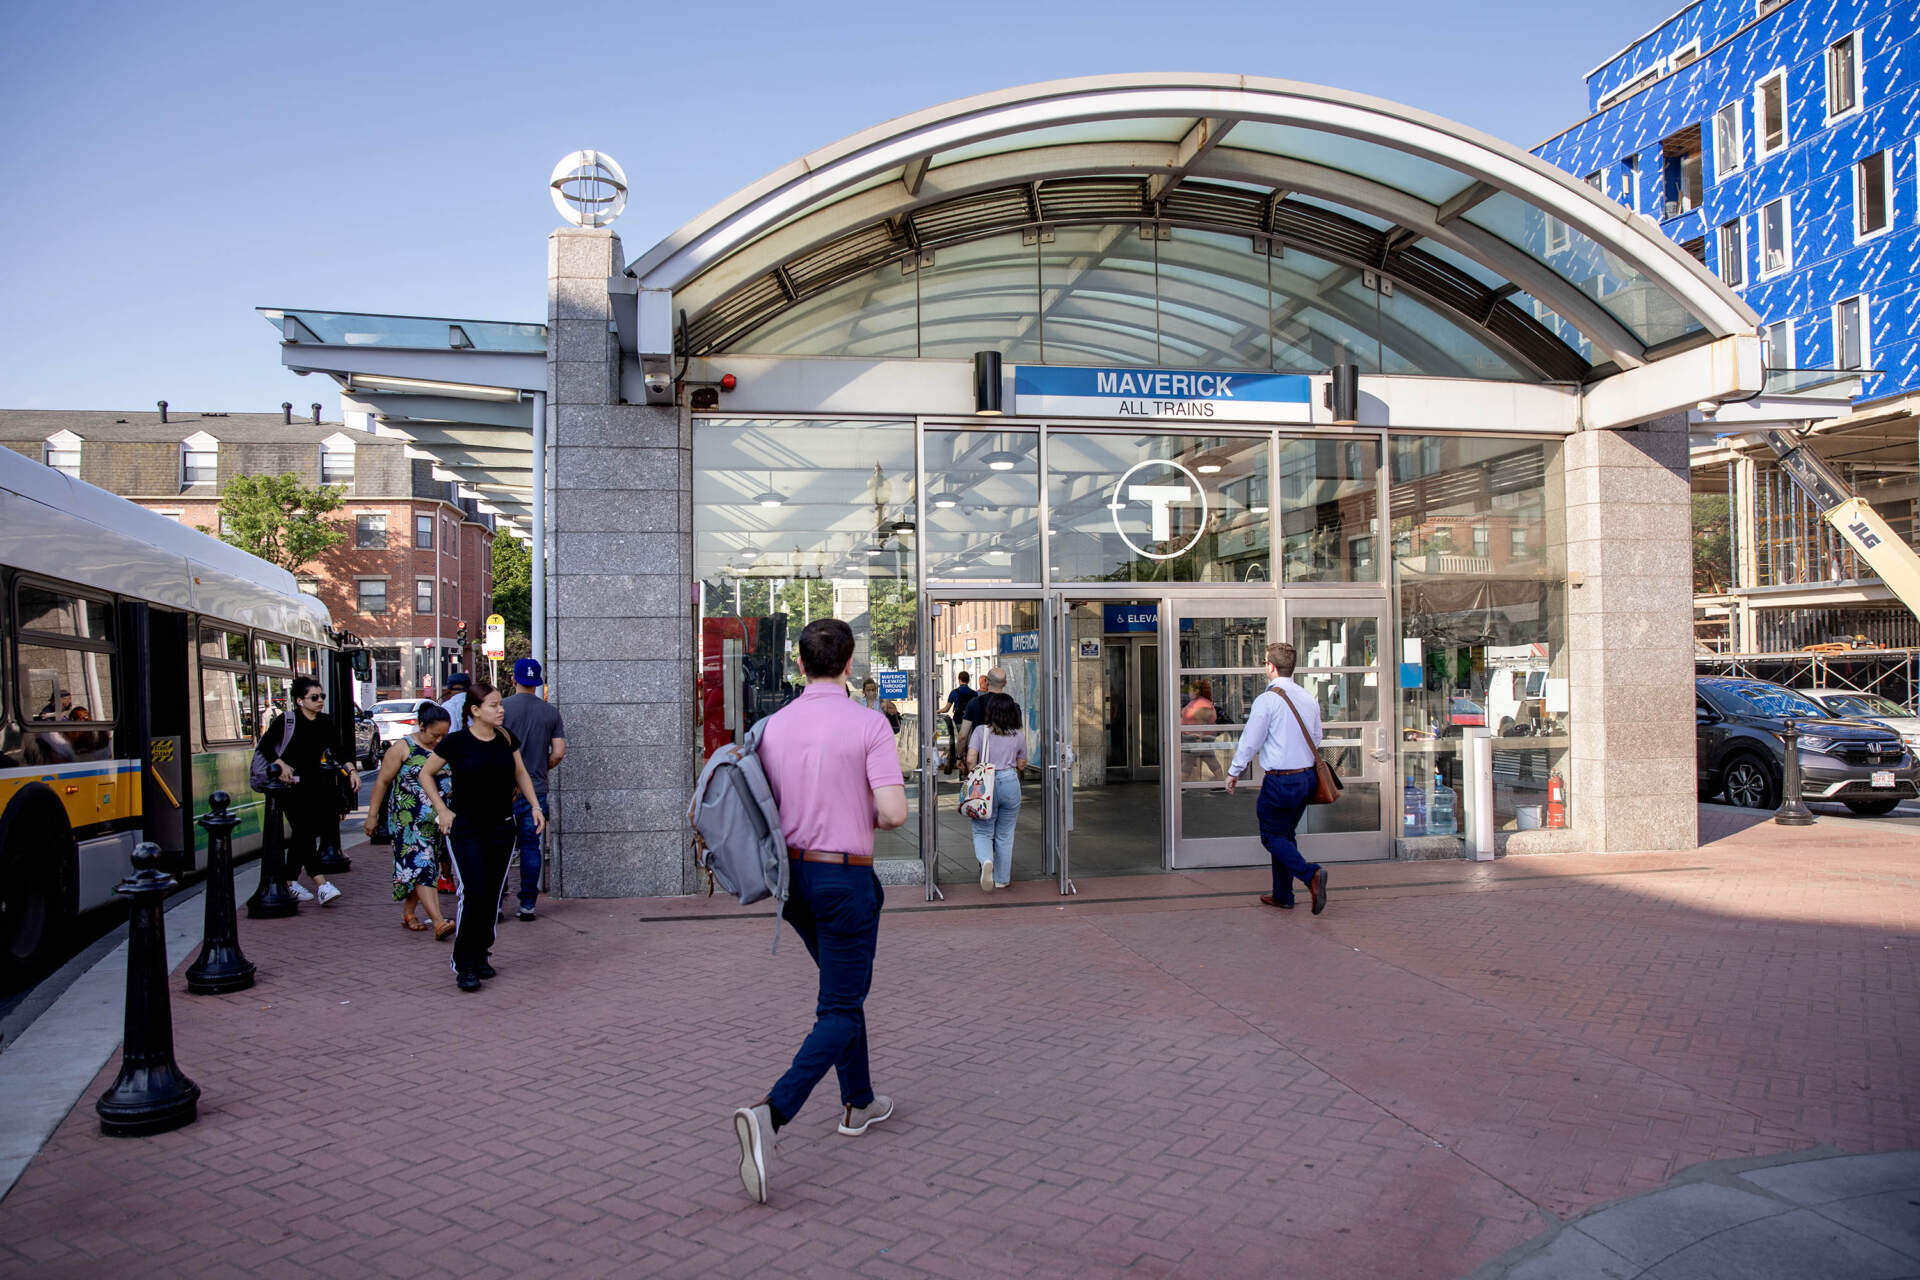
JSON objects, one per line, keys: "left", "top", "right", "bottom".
{"left": 1765, "top": 429, "right": 1920, "bottom": 621}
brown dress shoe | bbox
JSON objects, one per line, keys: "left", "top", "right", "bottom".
{"left": 1258, "top": 895, "right": 1296, "bottom": 910}
{"left": 1308, "top": 869, "right": 1329, "bottom": 915}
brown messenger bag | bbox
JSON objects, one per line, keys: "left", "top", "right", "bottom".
{"left": 1275, "top": 688, "right": 1343, "bottom": 806}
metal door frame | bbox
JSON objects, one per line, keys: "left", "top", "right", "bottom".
{"left": 1166, "top": 594, "right": 1283, "bottom": 868}
{"left": 1280, "top": 593, "right": 1395, "bottom": 862}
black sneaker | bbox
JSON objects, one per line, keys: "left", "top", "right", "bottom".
{"left": 474, "top": 962, "right": 497, "bottom": 980}
{"left": 517, "top": 906, "right": 536, "bottom": 921}
{"left": 456, "top": 971, "right": 482, "bottom": 992}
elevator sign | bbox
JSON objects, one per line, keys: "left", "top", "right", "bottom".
{"left": 1012, "top": 365, "right": 1312, "bottom": 422}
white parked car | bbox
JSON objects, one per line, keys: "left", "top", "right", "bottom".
{"left": 365, "top": 698, "right": 442, "bottom": 760}
{"left": 1797, "top": 689, "right": 1920, "bottom": 753}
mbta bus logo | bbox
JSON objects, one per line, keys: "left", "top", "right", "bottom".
{"left": 1109, "top": 459, "right": 1209, "bottom": 561}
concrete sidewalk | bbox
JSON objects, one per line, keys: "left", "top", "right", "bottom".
{"left": 0, "top": 812, "right": 1914, "bottom": 1278}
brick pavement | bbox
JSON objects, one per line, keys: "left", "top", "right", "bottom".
{"left": 0, "top": 811, "right": 1914, "bottom": 1278}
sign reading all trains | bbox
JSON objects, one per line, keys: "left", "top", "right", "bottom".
{"left": 1012, "top": 365, "right": 1311, "bottom": 423}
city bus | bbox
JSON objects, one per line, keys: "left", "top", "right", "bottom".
{"left": 0, "top": 446, "right": 365, "bottom": 984}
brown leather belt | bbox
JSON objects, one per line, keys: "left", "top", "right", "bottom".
{"left": 1269, "top": 766, "right": 1316, "bottom": 775}
{"left": 789, "top": 850, "right": 875, "bottom": 867}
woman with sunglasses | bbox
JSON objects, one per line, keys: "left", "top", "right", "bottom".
{"left": 420, "top": 680, "right": 545, "bottom": 991}
{"left": 257, "top": 675, "right": 358, "bottom": 907}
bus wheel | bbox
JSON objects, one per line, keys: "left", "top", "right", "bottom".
{"left": 0, "top": 784, "right": 76, "bottom": 989}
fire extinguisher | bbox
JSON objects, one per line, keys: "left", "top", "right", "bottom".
{"left": 1546, "top": 773, "right": 1567, "bottom": 829}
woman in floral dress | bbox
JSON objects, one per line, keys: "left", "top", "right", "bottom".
{"left": 365, "top": 703, "right": 455, "bottom": 939}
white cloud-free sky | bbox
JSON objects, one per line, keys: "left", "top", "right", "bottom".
{"left": 0, "top": 0, "right": 1687, "bottom": 410}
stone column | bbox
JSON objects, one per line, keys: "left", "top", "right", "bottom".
{"left": 1560, "top": 413, "right": 1698, "bottom": 852}
{"left": 545, "top": 227, "right": 696, "bottom": 897}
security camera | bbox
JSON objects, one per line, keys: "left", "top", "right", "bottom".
{"left": 643, "top": 372, "right": 672, "bottom": 396}
{"left": 1695, "top": 400, "right": 1721, "bottom": 418}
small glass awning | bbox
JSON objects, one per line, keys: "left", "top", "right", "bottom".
{"left": 628, "top": 75, "right": 1759, "bottom": 382}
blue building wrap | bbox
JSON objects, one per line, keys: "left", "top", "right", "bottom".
{"left": 1535, "top": 0, "right": 1920, "bottom": 404}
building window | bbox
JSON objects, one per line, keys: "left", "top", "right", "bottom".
{"left": 1680, "top": 235, "right": 1706, "bottom": 265}
{"left": 1826, "top": 32, "right": 1860, "bottom": 121}
{"left": 297, "top": 576, "right": 320, "bottom": 596}
{"left": 416, "top": 578, "right": 433, "bottom": 613}
{"left": 43, "top": 432, "right": 81, "bottom": 479}
{"left": 1669, "top": 40, "right": 1699, "bottom": 72}
{"left": 1761, "top": 319, "right": 1794, "bottom": 371}
{"left": 1509, "top": 526, "right": 1531, "bottom": 558}
{"left": 1833, "top": 296, "right": 1869, "bottom": 372}
{"left": 1717, "top": 219, "right": 1745, "bottom": 288}
{"left": 1660, "top": 125, "right": 1703, "bottom": 217}
{"left": 444, "top": 579, "right": 457, "bottom": 616}
{"left": 355, "top": 512, "right": 387, "bottom": 549}
{"left": 1759, "top": 197, "right": 1791, "bottom": 277}
{"left": 181, "top": 432, "right": 218, "bottom": 486}
{"left": 1713, "top": 101, "right": 1743, "bottom": 178}
{"left": 320, "top": 440, "right": 354, "bottom": 486}
{"left": 356, "top": 579, "right": 388, "bottom": 614}
{"left": 1472, "top": 524, "right": 1490, "bottom": 558}
{"left": 445, "top": 518, "right": 459, "bottom": 557}
{"left": 1855, "top": 150, "right": 1890, "bottom": 239}
{"left": 1584, "top": 170, "right": 1604, "bottom": 196}
{"left": 1621, "top": 155, "right": 1640, "bottom": 212}
{"left": 1544, "top": 216, "right": 1569, "bottom": 254}
{"left": 415, "top": 513, "right": 434, "bottom": 549}
{"left": 1754, "top": 71, "right": 1787, "bottom": 159}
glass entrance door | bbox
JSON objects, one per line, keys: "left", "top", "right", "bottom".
{"left": 1170, "top": 597, "right": 1281, "bottom": 867}
{"left": 922, "top": 596, "right": 1050, "bottom": 896}
{"left": 1050, "top": 598, "right": 1166, "bottom": 884}
{"left": 1285, "top": 598, "right": 1391, "bottom": 861}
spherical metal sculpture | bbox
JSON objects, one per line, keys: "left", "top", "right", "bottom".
{"left": 550, "top": 151, "right": 628, "bottom": 228}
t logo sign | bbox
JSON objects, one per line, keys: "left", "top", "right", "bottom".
{"left": 1109, "top": 459, "right": 1209, "bottom": 561}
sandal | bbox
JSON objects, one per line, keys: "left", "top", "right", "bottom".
{"left": 433, "top": 920, "right": 456, "bottom": 941}
{"left": 403, "top": 916, "right": 429, "bottom": 932}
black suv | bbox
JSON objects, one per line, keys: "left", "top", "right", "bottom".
{"left": 1696, "top": 677, "right": 1917, "bottom": 816}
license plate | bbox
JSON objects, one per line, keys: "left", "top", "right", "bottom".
{"left": 1871, "top": 771, "right": 1895, "bottom": 789}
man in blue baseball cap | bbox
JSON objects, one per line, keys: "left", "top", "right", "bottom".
{"left": 500, "top": 658, "right": 565, "bottom": 920}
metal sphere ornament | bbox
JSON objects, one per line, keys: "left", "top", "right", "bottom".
{"left": 550, "top": 151, "right": 628, "bottom": 228}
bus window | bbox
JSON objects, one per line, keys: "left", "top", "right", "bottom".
{"left": 253, "top": 632, "right": 298, "bottom": 729}
{"left": 256, "top": 636, "right": 292, "bottom": 670}
{"left": 14, "top": 583, "right": 116, "bottom": 763}
{"left": 198, "top": 626, "right": 255, "bottom": 744}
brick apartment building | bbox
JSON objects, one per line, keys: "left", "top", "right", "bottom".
{"left": 2, "top": 405, "right": 495, "bottom": 701}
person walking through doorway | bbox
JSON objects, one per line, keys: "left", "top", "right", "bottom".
{"left": 420, "top": 680, "right": 546, "bottom": 991}
{"left": 732, "top": 618, "right": 908, "bottom": 1205}
{"left": 501, "top": 658, "right": 565, "bottom": 921}
{"left": 257, "top": 676, "right": 357, "bottom": 908}
{"left": 1225, "top": 643, "right": 1329, "bottom": 914}
{"left": 941, "top": 670, "right": 975, "bottom": 774}
{"left": 365, "top": 703, "right": 456, "bottom": 939}
{"left": 965, "top": 690, "right": 1026, "bottom": 891}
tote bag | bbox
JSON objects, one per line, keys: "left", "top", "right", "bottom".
{"left": 958, "top": 763, "right": 996, "bottom": 820}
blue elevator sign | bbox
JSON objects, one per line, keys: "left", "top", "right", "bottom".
{"left": 1012, "top": 365, "right": 1312, "bottom": 423}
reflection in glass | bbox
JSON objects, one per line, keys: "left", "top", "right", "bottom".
{"left": 1179, "top": 615, "right": 1267, "bottom": 670}
{"left": 1038, "top": 225, "right": 1161, "bottom": 366}
{"left": 924, "top": 430, "right": 1040, "bottom": 582}
{"left": 1296, "top": 671, "right": 1381, "bottom": 723}
{"left": 1292, "top": 615, "right": 1378, "bottom": 668}
{"left": 1278, "top": 438, "right": 1380, "bottom": 582}
{"left": 918, "top": 234, "right": 1045, "bottom": 362}
{"left": 693, "top": 418, "right": 922, "bottom": 859}
{"left": 1047, "top": 433, "right": 1269, "bottom": 583}
{"left": 1391, "top": 435, "right": 1567, "bottom": 834}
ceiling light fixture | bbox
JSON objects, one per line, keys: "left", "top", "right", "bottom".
{"left": 752, "top": 469, "right": 784, "bottom": 508}
{"left": 981, "top": 450, "right": 1021, "bottom": 472}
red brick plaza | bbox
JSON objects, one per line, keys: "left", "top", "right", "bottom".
{"left": 1, "top": 809, "right": 1914, "bottom": 1278}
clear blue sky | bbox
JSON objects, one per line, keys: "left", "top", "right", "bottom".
{"left": 0, "top": 0, "right": 1686, "bottom": 412}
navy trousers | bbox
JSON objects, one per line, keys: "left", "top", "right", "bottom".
{"left": 1256, "top": 769, "right": 1321, "bottom": 903}
{"left": 768, "top": 860, "right": 883, "bottom": 1125}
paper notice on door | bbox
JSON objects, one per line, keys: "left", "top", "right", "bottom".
{"left": 1544, "top": 677, "right": 1569, "bottom": 714}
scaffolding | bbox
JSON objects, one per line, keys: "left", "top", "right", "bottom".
{"left": 1696, "top": 647, "right": 1920, "bottom": 710}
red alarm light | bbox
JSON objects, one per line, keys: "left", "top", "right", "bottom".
{"left": 719, "top": 373, "right": 737, "bottom": 392}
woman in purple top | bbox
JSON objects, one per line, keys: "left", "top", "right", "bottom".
{"left": 965, "top": 692, "right": 1027, "bottom": 891}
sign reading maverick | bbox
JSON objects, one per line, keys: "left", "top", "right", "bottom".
{"left": 1013, "top": 365, "right": 1312, "bottom": 423}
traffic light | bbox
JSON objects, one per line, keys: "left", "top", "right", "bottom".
{"left": 456, "top": 622, "right": 468, "bottom": 644}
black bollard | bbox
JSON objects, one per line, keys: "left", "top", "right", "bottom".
{"left": 1775, "top": 718, "right": 1816, "bottom": 827}
{"left": 187, "top": 791, "right": 256, "bottom": 994}
{"left": 96, "top": 843, "right": 200, "bottom": 1136}
{"left": 314, "top": 817, "right": 352, "bottom": 875}
{"left": 245, "top": 779, "right": 300, "bottom": 919}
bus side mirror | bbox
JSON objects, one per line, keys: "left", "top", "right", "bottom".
{"left": 349, "top": 649, "right": 372, "bottom": 680}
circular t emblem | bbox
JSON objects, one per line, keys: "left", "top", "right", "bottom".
{"left": 1109, "top": 459, "right": 1209, "bottom": 561}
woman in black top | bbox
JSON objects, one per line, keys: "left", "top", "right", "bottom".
{"left": 258, "top": 676, "right": 358, "bottom": 907}
{"left": 420, "top": 680, "right": 544, "bottom": 991}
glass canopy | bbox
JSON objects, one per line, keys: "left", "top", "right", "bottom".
{"left": 633, "top": 77, "right": 1757, "bottom": 382}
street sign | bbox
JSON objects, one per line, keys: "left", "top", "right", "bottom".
{"left": 484, "top": 613, "right": 506, "bottom": 661}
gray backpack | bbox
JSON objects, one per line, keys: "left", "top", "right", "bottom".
{"left": 249, "top": 713, "right": 298, "bottom": 793}
{"left": 688, "top": 718, "right": 790, "bottom": 952}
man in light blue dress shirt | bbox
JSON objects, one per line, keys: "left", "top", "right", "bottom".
{"left": 1224, "top": 641, "right": 1330, "bottom": 914}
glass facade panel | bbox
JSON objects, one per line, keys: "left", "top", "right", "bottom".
{"left": 693, "top": 419, "right": 920, "bottom": 861}
{"left": 916, "top": 234, "right": 1043, "bottom": 362}
{"left": 1277, "top": 437, "right": 1380, "bottom": 583}
{"left": 1153, "top": 229, "right": 1271, "bottom": 371}
{"left": 1038, "top": 225, "right": 1161, "bottom": 366}
{"left": 924, "top": 430, "right": 1041, "bottom": 583}
{"left": 1390, "top": 435, "right": 1568, "bottom": 835}
{"left": 737, "top": 255, "right": 919, "bottom": 357}
{"left": 1376, "top": 287, "right": 1529, "bottom": 381}
{"left": 1465, "top": 191, "right": 1703, "bottom": 347}
{"left": 1046, "top": 432, "right": 1269, "bottom": 583}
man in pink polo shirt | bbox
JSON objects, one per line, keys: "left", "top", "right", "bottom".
{"left": 732, "top": 618, "right": 908, "bottom": 1205}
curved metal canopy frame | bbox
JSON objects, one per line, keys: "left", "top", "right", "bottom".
{"left": 629, "top": 75, "right": 1758, "bottom": 380}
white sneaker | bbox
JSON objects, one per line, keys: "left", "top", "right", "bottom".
{"left": 979, "top": 862, "right": 994, "bottom": 891}
{"left": 316, "top": 882, "right": 342, "bottom": 907}
{"left": 284, "top": 880, "right": 315, "bottom": 903}
{"left": 732, "top": 1104, "right": 774, "bottom": 1203}
{"left": 838, "top": 1095, "right": 894, "bottom": 1136}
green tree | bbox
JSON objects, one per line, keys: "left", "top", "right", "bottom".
{"left": 1693, "top": 494, "right": 1732, "bottom": 592}
{"left": 202, "top": 473, "right": 347, "bottom": 572}
{"left": 492, "top": 533, "right": 532, "bottom": 636}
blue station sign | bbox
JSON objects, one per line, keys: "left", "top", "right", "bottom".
{"left": 874, "top": 670, "right": 910, "bottom": 699}
{"left": 999, "top": 630, "right": 1041, "bottom": 654}
{"left": 1012, "top": 365, "right": 1312, "bottom": 423}
{"left": 1102, "top": 604, "right": 1196, "bottom": 634}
